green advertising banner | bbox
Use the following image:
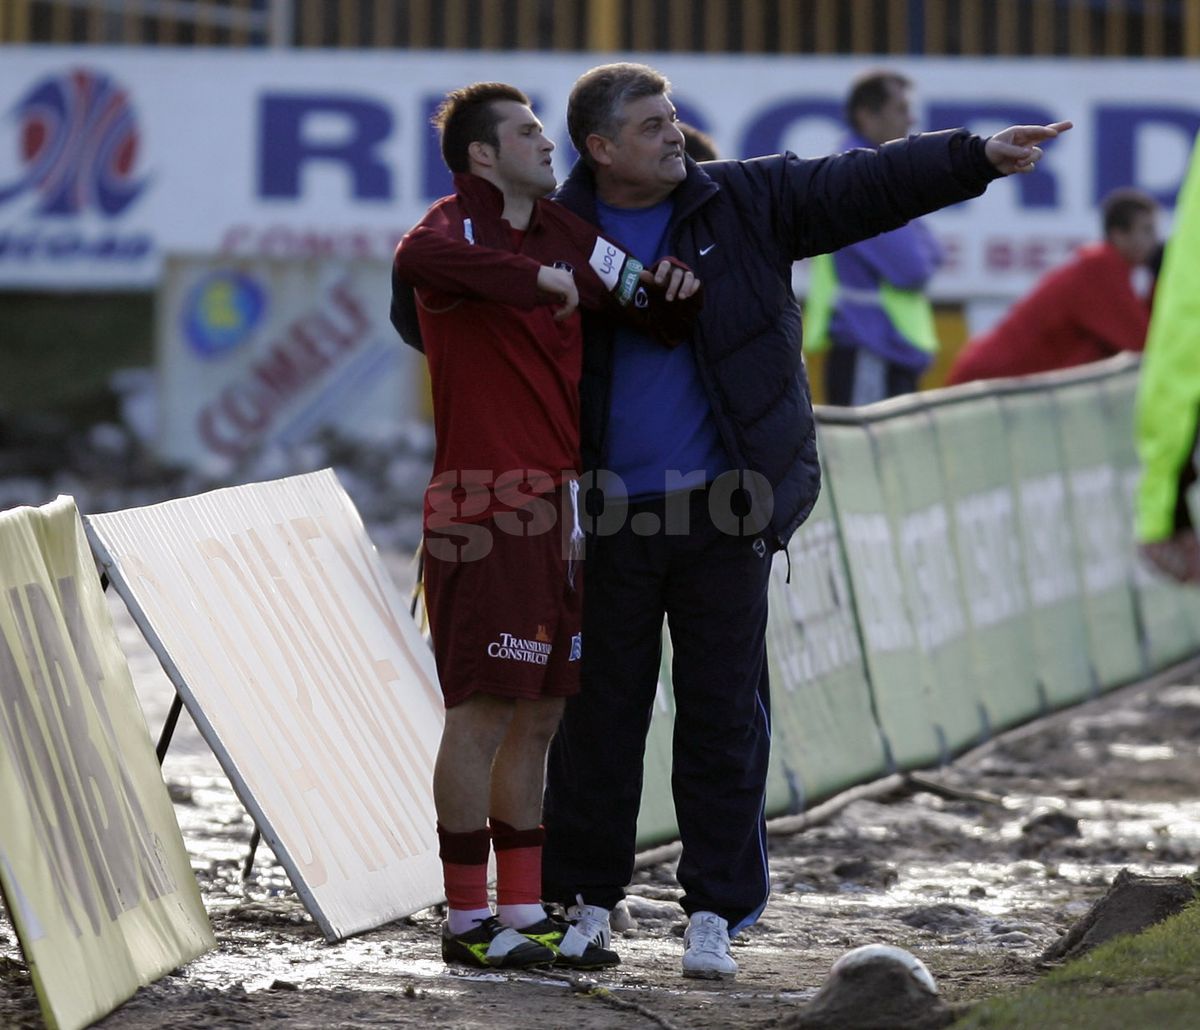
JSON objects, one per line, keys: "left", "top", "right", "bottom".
{"left": 932, "top": 396, "right": 1043, "bottom": 729}
{"left": 997, "top": 390, "right": 1095, "bottom": 708}
{"left": 0, "top": 499, "right": 213, "bottom": 1030}
{"left": 764, "top": 486, "right": 888, "bottom": 812}
{"left": 634, "top": 358, "right": 1197, "bottom": 847}
{"left": 868, "top": 412, "right": 991, "bottom": 753}
{"left": 1053, "top": 379, "right": 1146, "bottom": 689}
{"left": 817, "top": 421, "right": 943, "bottom": 769}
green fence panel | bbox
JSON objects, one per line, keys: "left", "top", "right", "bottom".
{"left": 932, "top": 396, "right": 1043, "bottom": 729}
{"left": 868, "top": 412, "right": 992, "bottom": 752}
{"left": 1053, "top": 379, "right": 1146, "bottom": 688}
{"left": 818, "top": 421, "right": 943, "bottom": 769}
{"left": 764, "top": 485, "right": 888, "bottom": 814}
{"left": 1101, "top": 369, "right": 1199, "bottom": 669}
{"left": 997, "top": 389, "right": 1095, "bottom": 708}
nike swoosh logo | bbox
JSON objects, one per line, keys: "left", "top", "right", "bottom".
{"left": 699, "top": 244, "right": 717, "bottom": 256}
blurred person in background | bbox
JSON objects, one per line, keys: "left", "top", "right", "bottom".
{"left": 390, "top": 81, "right": 698, "bottom": 972}
{"left": 678, "top": 121, "right": 719, "bottom": 162}
{"left": 803, "top": 68, "right": 945, "bottom": 405}
{"left": 947, "top": 187, "right": 1159, "bottom": 385}
{"left": 1135, "top": 134, "right": 1200, "bottom": 584}
{"left": 541, "top": 59, "right": 1070, "bottom": 981}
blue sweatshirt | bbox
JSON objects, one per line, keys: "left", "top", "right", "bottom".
{"left": 596, "top": 198, "right": 728, "bottom": 500}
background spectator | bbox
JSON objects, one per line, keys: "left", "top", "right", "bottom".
{"left": 948, "top": 187, "right": 1159, "bottom": 385}
{"left": 678, "top": 122, "right": 720, "bottom": 161}
{"left": 804, "top": 68, "right": 944, "bottom": 405}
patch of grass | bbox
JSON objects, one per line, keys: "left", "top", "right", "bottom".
{"left": 0, "top": 291, "right": 153, "bottom": 417}
{"left": 954, "top": 901, "right": 1200, "bottom": 1029}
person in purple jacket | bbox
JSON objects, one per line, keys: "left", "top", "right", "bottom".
{"left": 804, "top": 68, "right": 945, "bottom": 405}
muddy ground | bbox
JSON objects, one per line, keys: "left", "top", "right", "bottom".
{"left": 4, "top": 579, "right": 1200, "bottom": 1029}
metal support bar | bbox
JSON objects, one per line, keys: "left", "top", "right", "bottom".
{"left": 243, "top": 827, "right": 261, "bottom": 880}
{"left": 155, "top": 693, "right": 183, "bottom": 765}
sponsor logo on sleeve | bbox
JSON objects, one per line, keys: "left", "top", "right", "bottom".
{"left": 589, "top": 237, "right": 626, "bottom": 292}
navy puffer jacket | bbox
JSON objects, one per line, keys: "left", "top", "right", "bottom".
{"left": 554, "top": 128, "right": 1000, "bottom": 552}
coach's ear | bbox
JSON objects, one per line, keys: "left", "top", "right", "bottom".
{"left": 585, "top": 133, "right": 615, "bottom": 168}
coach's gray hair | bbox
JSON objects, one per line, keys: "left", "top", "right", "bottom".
{"left": 567, "top": 63, "right": 671, "bottom": 166}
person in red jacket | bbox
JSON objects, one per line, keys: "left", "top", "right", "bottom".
{"left": 948, "top": 188, "right": 1159, "bottom": 385}
{"left": 391, "top": 81, "right": 698, "bottom": 973}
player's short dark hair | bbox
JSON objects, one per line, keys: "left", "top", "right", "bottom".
{"left": 568, "top": 62, "right": 671, "bottom": 167}
{"left": 432, "top": 82, "right": 529, "bottom": 174}
{"left": 1102, "top": 187, "right": 1158, "bottom": 235}
{"left": 844, "top": 69, "right": 912, "bottom": 134}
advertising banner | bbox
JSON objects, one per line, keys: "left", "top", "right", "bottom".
{"left": 932, "top": 396, "right": 1042, "bottom": 729}
{"left": 817, "top": 420, "right": 943, "bottom": 769}
{"left": 764, "top": 487, "right": 888, "bottom": 810}
{"left": 157, "top": 255, "right": 421, "bottom": 468}
{"left": 84, "top": 470, "right": 445, "bottom": 941}
{"left": 997, "top": 389, "right": 1095, "bottom": 708}
{"left": 1053, "top": 379, "right": 1146, "bottom": 689}
{"left": 870, "top": 411, "right": 993, "bottom": 751}
{"left": 0, "top": 497, "right": 212, "bottom": 1030}
{"left": 0, "top": 48, "right": 1195, "bottom": 296}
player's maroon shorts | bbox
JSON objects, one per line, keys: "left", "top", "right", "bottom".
{"left": 423, "top": 504, "right": 583, "bottom": 708}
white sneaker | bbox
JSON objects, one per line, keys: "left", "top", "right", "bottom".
{"left": 682, "top": 911, "right": 738, "bottom": 980}
{"left": 561, "top": 896, "right": 616, "bottom": 960}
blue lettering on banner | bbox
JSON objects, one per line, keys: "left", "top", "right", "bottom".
{"left": 0, "top": 229, "right": 151, "bottom": 261}
{"left": 420, "top": 93, "right": 452, "bottom": 203}
{"left": 927, "top": 102, "right": 1059, "bottom": 208}
{"left": 1095, "top": 104, "right": 1200, "bottom": 206}
{"left": 251, "top": 88, "right": 1200, "bottom": 217}
{"left": 259, "top": 94, "right": 393, "bottom": 199}
{"left": 739, "top": 99, "right": 842, "bottom": 161}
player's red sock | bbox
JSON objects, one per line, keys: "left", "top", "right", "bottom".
{"left": 438, "top": 824, "right": 491, "bottom": 933}
{"left": 491, "top": 818, "right": 545, "bottom": 928}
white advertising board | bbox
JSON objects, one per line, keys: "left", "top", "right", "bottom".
{"left": 0, "top": 47, "right": 1196, "bottom": 298}
{"left": 157, "top": 255, "right": 419, "bottom": 467}
{"left": 84, "top": 470, "right": 445, "bottom": 941}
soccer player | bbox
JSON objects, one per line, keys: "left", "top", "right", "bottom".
{"left": 391, "top": 81, "right": 698, "bottom": 970}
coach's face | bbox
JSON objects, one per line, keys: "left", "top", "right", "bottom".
{"left": 589, "top": 93, "right": 687, "bottom": 207}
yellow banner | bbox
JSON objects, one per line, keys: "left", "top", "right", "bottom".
{"left": 0, "top": 497, "right": 213, "bottom": 1030}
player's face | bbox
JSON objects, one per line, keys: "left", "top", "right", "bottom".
{"left": 597, "top": 93, "right": 687, "bottom": 204}
{"left": 491, "top": 101, "right": 557, "bottom": 199}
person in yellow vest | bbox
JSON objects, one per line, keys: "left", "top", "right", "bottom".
{"left": 1135, "top": 131, "right": 1200, "bottom": 584}
{"left": 804, "top": 69, "right": 942, "bottom": 405}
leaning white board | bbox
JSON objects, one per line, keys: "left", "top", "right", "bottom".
{"left": 85, "top": 469, "right": 444, "bottom": 941}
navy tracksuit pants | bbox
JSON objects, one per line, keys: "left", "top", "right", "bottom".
{"left": 542, "top": 488, "right": 774, "bottom": 931}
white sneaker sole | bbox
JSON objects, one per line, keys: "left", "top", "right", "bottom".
{"left": 682, "top": 965, "right": 737, "bottom": 980}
